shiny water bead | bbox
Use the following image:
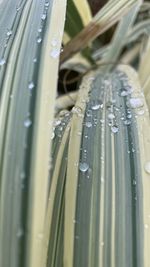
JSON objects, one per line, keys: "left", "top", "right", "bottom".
{"left": 7, "top": 29, "right": 12, "bottom": 36}
{"left": 50, "top": 48, "right": 60, "bottom": 58}
{"left": 0, "top": 58, "right": 6, "bottom": 66}
{"left": 51, "top": 131, "right": 55, "bottom": 140}
{"left": 144, "top": 162, "right": 150, "bottom": 174}
{"left": 51, "top": 38, "right": 58, "bottom": 47}
{"left": 28, "top": 82, "right": 35, "bottom": 90}
{"left": 91, "top": 99, "right": 103, "bottom": 111}
{"left": 79, "top": 162, "right": 89, "bottom": 173}
{"left": 72, "top": 106, "right": 83, "bottom": 117}
{"left": 108, "top": 113, "right": 115, "bottom": 120}
{"left": 120, "top": 90, "right": 129, "bottom": 97}
{"left": 53, "top": 119, "right": 61, "bottom": 127}
{"left": 24, "top": 118, "right": 32, "bottom": 128}
{"left": 16, "top": 228, "right": 24, "bottom": 238}
{"left": 85, "top": 122, "right": 92, "bottom": 128}
{"left": 111, "top": 125, "right": 119, "bottom": 133}
{"left": 124, "top": 120, "right": 131, "bottom": 126}
{"left": 45, "top": 2, "right": 50, "bottom": 7}
{"left": 41, "top": 14, "right": 47, "bottom": 20}
{"left": 37, "top": 37, "right": 42, "bottom": 43}
{"left": 129, "top": 97, "right": 144, "bottom": 109}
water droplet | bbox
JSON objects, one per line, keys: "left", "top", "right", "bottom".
{"left": 129, "top": 98, "right": 144, "bottom": 109}
{"left": 100, "top": 119, "right": 105, "bottom": 124}
{"left": 16, "top": 228, "right": 24, "bottom": 238}
{"left": 37, "top": 37, "right": 42, "bottom": 43}
{"left": 79, "top": 162, "right": 89, "bottom": 173}
{"left": 111, "top": 125, "right": 119, "bottom": 133}
{"left": 72, "top": 106, "right": 83, "bottom": 117}
{"left": 24, "top": 118, "right": 32, "bottom": 128}
{"left": 136, "top": 109, "right": 145, "bottom": 116}
{"left": 85, "top": 122, "right": 92, "bottom": 128}
{"left": 120, "top": 90, "right": 128, "bottom": 97}
{"left": 7, "top": 29, "right": 12, "bottom": 37}
{"left": 38, "top": 28, "right": 42, "bottom": 33}
{"left": 45, "top": 2, "right": 50, "bottom": 7}
{"left": 53, "top": 119, "right": 61, "bottom": 127}
{"left": 133, "top": 180, "right": 137, "bottom": 186}
{"left": 51, "top": 132, "right": 55, "bottom": 140}
{"left": 108, "top": 113, "right": 115, "bottom": 120}
{"left": 16, "top": 6, "right": 21, "bottom": 12}
{"left": 144, "top": 161, "right": 150, "bottom": 174}
{"left": 91, "top": 100, "right": 103, "bottom": 110}
{"left": 28, "top": 82, "right": 35, "bottom": 90}
{"left": 33, "top": 58, "right": 37, "bottom": 63}
{"left": 86, "top": 109, "right": 92, "bottom": 117}
{"left": 124, "top": 120, "right": 131, "bottom": 126}
{"left": 51, "top": 38, "right": 58, "bottom": 47}
{"left": 41, "top": 14, "right": 46, "bottom": 20}
{"left": 50, "top": 48, "right": 60, "bottom": 58}
{"left": 20, "top": 172, "right": 26, "bottom": 180}
{"left": 0, "top": 58, "right": 6, "bottom": 66}
{"left": 127, "top": 113, "right": 132, "bottom": 119}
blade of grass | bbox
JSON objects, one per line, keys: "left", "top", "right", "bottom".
{"left": 0, "top": 1, "right": 67, "bottom": 267}
{"left": 60, "top": 0, "right": 139, "bottom": 64}
{"left": 101, "top": 1, "right": 142, "bottom": 72}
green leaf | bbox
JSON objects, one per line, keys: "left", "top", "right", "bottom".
{"left": 101, "top": 1, "right": 142, "bottom": 72}
{"left": 48, "top": 66, "right": 150, "bottom": 266}
{"left": 0, "top": 1, "right": 66, "bottom": 267}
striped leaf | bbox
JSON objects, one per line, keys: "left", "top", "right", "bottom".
{"left": 139, "top": 37, "right": 150, "bottom": 111}
{"left": 48, "top": 66, "right": 150, "bottom": 266}
{"left": 0, "top": 1, "right": 66, "bottom": 267}
{"left": 61, "top": 0, "right": 139, "bottom": 64}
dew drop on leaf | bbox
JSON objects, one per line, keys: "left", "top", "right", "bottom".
{"left": 33, "top": 58, "right": 37, "bottom": 63}
{"left": 50, "top": 48, "right": 60, "bottom": 58}
{"left": 16, "top": 228, "right": 24, "bottom": 238}
{"left": 28, "top": 82, "right": 35, "bottom": 90}
{"left": 38, "top": 28, "right": 42, "bottom": 33}
{"left": 20, "top": 172, "right": 26, "bottom": 180}
{"left": 51, "top": 38, "right": 58, "bottom": 47}
{"left": 37, "top": 37, "right": 42, "bottom": 43}
{"left": 111, "top": 125, "right": 119, "bottom": 133}
{"left": 0, "top": 58, "right": 6, "bottom": 66}
{"left": 24, "top": 118, "right": 32, "bottom": 128}
{"left": 41, "top": 14, "right": 46, "bottom": 20}
{"left": 144, "top": 162, "right": 150, "bottom": 174}
{"left": 124, "top": 120, "right": 131, "bottom": 126}
{"left": 79, "top": 162, "right": 89, "bottom": 173}
{"left": 51, "top": 132, "right": 55, "bottom": 140}
{"left": 45, "top": 2, "right": 50, "bottom": 7}
{"left": 85, "top": 122, "right": 92, "bottom": 128}
{"left": 53, "top": 119, "right": 61, "bottom": 127}
{"left": 129, "top": 98, "right": 144, "bottom": 109}
{"left": 7, "top": 29, "right": 12, "bottom": 36}
{"left": 108, "top": 113, "right": 115, "bottom": 120}
{"left": 91, "top": 100, "right": 103, "bottom": 110}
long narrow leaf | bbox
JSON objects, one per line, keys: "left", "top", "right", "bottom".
{"left": 0, "top": 1, "right": 66, "bottom": 267}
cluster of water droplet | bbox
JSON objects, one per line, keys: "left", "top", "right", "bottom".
{"left": 36, "top": 1, "right": 50, "bottom": 45}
